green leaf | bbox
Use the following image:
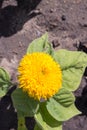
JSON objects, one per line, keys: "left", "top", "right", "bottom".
{"left": 0, "top": 88, "right": 6, "bottom": 97}
{"left": 0, "top": 67, "right": 11, "bottom": 97}
{"left": 46, "top": 98, "right": 80, "bottom": 122}
{"left": 35, "top": 103, "right": 62, "bottom": 130}
{"left": 0, "top": 67, "right": 10, "bottom": 78}
{"left": 18, "top": 117, "right": 27, "bottom": 130}
{"left": 27, "top": 33, "right": 53, "bottom": 54}
{"left": 12, "top": 88, "right": 39, "bottom": 117}
{"left": 53, "top": 87, "right": 75, "bottom": 107}
{"left": 53, "top": 49, "right": 87, "bottom": 91}
{"left": 34, "top": 124, "right": 42, "bottom": 130}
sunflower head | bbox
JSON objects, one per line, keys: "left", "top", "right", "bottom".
{"left": 18, "top": 52, "right": 62, "bottom": 100}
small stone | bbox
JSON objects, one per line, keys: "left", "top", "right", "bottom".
{"left": 61, "top": 15, "right": 66, "bottom": 21}
{"left": 50, "top": 9, "right": 55, "bottom": 13}
{"left": 52, "top": 39, "right": 60, "bottom": 48}
{"left": 18, "top": 41, "right": 23, "bottom": 47}
{"left": 33, "top": 9, "right": 41, "bottom": 14}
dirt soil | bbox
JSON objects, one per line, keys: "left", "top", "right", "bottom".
{"left": 0, "top": 0, "right": 87, "bottom": 130}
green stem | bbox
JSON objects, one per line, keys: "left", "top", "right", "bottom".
{"left": 18, "top": 117, "right": 27, "bottom": 130}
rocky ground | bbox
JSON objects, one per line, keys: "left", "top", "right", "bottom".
{"left": 0, "top": 0, "right": 87, "bottom": 130}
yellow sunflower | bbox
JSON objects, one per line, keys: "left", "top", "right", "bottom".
{"left": 18, "top": 52, "right": 62, "bottom": 100}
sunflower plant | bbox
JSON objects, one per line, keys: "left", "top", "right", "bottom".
{"left": 0, "top": 33, "right": 87, "bottom": 130}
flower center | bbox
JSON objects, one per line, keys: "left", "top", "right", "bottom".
{"left": 41, "top": 67, "right": 48, "bottom": 75}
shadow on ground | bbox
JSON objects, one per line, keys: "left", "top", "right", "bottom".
{"left": 75, "top": 43, "right": 87, "bottom": 115}
{"left": 75, "top": 79, "right": 87, "bottom": 116}
{"left": 0, "top": 0, "right": 41, "bottom": 37}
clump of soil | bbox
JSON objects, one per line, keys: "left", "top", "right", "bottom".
{"left": 0, "top": 0, "right": 87, "bottom": 130}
